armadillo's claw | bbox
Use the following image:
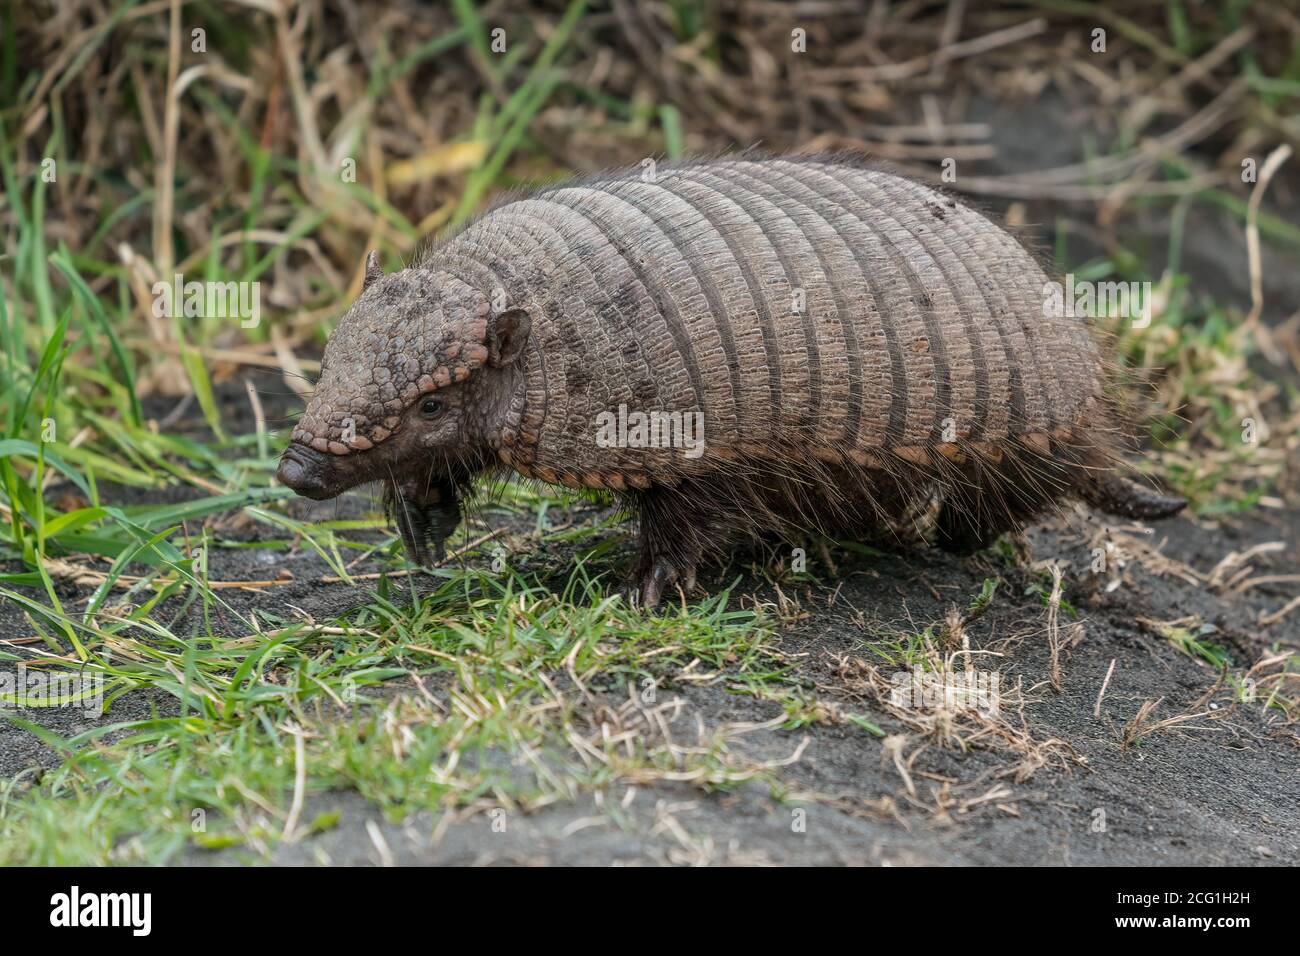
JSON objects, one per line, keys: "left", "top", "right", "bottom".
{"left": 639, "top": 561, "right": 676, "bottom": 609}
{"left": 392, "top": 494, "right": 433, "bottom": 566}
{"left": 426, "top": 504, "right": 459, "bottom": 562}
{"left": 630, "top": 557, "right": 697, "bottom": 610}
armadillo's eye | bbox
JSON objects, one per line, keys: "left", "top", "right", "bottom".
{"left": 420, "top": 398, "right": 444, "bottom": 418}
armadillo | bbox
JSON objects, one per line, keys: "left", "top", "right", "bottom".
{"left": 277, "top": 155, "right": 1184, "bottom": 606}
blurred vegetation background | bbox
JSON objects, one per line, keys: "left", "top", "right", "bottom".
{"left": 4, "top": 1, "right": 1299, "bottom": 511}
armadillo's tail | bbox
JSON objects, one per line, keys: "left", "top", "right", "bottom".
{"left": 1077, "top": 472, "right": 1187, "bottom": 520}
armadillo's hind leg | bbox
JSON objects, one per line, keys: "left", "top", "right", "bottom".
{"left": 629, "top": 485, "right": 714, "bottom": 609}
{"left": 934, "top": 502, "right": 1003, "bottom": 555}
{"left": 930, "top": 453, "right": 1065, "bottom": 554}
{"left": 1077, "top": 472, "right": 1187, "bottom": 521}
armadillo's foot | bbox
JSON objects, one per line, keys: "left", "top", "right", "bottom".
{"left": 386, "top": 478, "right": 462, "bottom": 567}
{"left": 629, "top": 485, "right": 710, "bottom": 609}
{"left": 631, "top": 555, "right": 698, "bottom": 610}
{"left": 1077, "top": 472, "right": 1187, "bottom": 521}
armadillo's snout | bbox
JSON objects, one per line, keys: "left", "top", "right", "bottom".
{"left": 276, "top": 443, "right": 339, "bottom": 500}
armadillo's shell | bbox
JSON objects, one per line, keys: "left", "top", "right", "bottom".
{"left": 430, "top": 156, "right": 1101, "bottom": 484}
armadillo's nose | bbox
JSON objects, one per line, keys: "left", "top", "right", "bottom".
{"left": 276, "top": 442, "right": 337, "bottom": 500}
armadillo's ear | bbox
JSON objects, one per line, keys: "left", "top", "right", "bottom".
{"left": 486, "top": 308, "right": 531, "bottom": 367}
{"left": 362, "top": 250, "right": 383, "bottom": 291}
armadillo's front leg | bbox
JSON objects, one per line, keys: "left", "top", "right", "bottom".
{"left": 386, "top": 477, "right": 461, "bottom": 565}
{"left": 630, "top": 486, "right": 712, "bottom": 609}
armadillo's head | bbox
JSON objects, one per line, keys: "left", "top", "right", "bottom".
{"left": 276, "top": 253, "right": 530, "bottom": 500}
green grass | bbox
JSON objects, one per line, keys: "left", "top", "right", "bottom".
{"left": 1, "top": 559, "right": 789, "bottom": 865}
